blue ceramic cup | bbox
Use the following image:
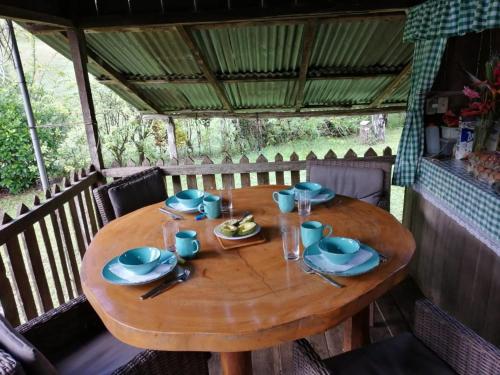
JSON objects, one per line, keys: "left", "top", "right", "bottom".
{"left": 300, "top": 221, "right": 333, "bottom": 248}
{"left": 198, "top": 195, "right": 221, "bottom": 219}
{"left": 118, "top": 247, "right": 161, "bottom": 275}
{"left": 175, "top": 189, "right": 205, "bottom": 208}
{"left": 294, "top": 182, "right": 322, "bottom": 198}
{"left": 318, "top": 237, "right": 360, "bottom": 264}
{"left": 175, "top": 230, "right": 200, "bottom": 259}
{"left": 273, "top": 190, "right": 295, "bottom": 213}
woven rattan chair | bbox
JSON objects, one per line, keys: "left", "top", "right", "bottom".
{"left": 0, "top": 295, "right": 210, "bottom": 375}
{"left": 93, "top": 167, "right": 167, "bottom": 226}
{"left": 306, "top": 159, "right": 393, "bottom": 211}
{"left": 292, "top": 299, "right": 500, "bottom": 375}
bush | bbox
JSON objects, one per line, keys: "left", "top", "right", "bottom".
{"left": 0, "top": 86, "right": 66, "bottom": 193}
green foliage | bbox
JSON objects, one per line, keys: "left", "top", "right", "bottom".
{"left": 0, "top": 85, "right": 66, "bottom": 193}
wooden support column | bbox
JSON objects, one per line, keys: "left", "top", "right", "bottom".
{"left": 67, "top": 28, "right": 104, "bottom": 170}
{"left": 369, "top": 63, "right": 412, "bottom": 108}
{"left": 165, "top": 116, "right": 178, "bottom": 160}
{"left": 343, "top": 306, "right": 371, "bottom": 351}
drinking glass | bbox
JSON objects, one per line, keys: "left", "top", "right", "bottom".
{"left": 162, "top": 221, "right": 179, "bottom": 252}
{"left": 220, "top": 185, "right": 233, "bottom": 214}
{"left": 297, "top": 190, "right": 311, "bottom": 217}
{"left": 281, "top": 225, "right": 300, "bottom": 261}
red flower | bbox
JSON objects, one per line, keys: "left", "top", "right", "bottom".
{"left": 443, "top": 110, "right": 459, "bottom": 126}
{"left": 463, "top": 85, "right": 480, "bottom": 99}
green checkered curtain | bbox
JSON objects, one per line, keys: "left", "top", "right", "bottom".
{"left": 393, "top": 0, "right": 500, "bottom": 186}
{"left": 393, "top": 38, "right": 446, "bottom": 186}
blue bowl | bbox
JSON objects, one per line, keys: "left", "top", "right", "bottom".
{"left": 175, "top": 189, "right": 205, "bottom": 208}
{"left": 318, "top": 237, "right": 360, "bottom": 265}
{"left": 118, "top": 247, "right": 161, "bottom": 275}
{"left": 295, "top": 182, "right": 322, "bottom": 198}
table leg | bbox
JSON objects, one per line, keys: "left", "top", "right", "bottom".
{"left": 220, "top": 351, "right": 252, "bottom": 375}
{"left": 343, "top": 306, "right": 370, "bottom": 352}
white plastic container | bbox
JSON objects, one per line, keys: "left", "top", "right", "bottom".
{"left": 425, "top": 125, "right": 440, "bottom": 155}
{"left": 441, "top": 126, "right": 460, "bottom": 140}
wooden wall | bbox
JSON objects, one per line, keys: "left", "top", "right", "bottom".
{"left": 404, "top": 188, "right": 500, "bottom": 346}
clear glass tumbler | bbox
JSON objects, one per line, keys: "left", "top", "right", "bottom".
{"left": 297, "top": 190, "right": 311, "bottom": 217}
{"left": 281, "top": 225, "right": 300, "bottom": 261}
{"left": 162, "top": 221, "right": 179, "bottom": 252}
{"left": 220, "top": 185, "right": 233, "bottom": 214}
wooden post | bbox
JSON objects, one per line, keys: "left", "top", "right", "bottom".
{"left": 67, "top": 28, "right": 104, "bottom": 170}
{"left": 165, "top": 116, "right": 178, "bottom": 160}
{"left": 343, "top": 306, "right": 370, "bottom": 351}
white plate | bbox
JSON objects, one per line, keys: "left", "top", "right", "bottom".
{"left": 213, "top": 223, "right": 261, "bottom": 241}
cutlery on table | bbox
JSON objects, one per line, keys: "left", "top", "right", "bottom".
{"left": 233, "top": 211, "right": 251, "bottom": 225}
{"left": 299, "top": 260, "right": 344, "bottom": 288}
{"left": 159, "top": 207, "right": 184, "bottom": 220}
{"left": 140, "top": 266, "right": 191, "bottom": 300}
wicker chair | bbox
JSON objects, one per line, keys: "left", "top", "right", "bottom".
{"left": 306, "top": 159, "right": 393, "bottom": 211}
{"left": 0, "top": 295, "right": 210, "bottom": 375}
{"left": 93, "top": 167, "right": 167, "bottom": 226}
{"left": 292, "top": 299, "right": 500, "bottom": 375}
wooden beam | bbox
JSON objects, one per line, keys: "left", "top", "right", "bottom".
{"left": 176, "top": 25, "right": 233, "bottom": 112}
{"left": 153, "top": 105, "right": 407, "bottom": 119}
{"left": 25, "top": 12, "right": 406, "bottom": 34}
{"left": 295, "top": 20, "right": 318, "bottom": 111}
{"left": 0, "top": 5, "right": 72, "bottom": 27}
{"left": 96, "top": 71, "right": 399, "bottom": 86}
{"left": 76, "top": 2, "right": 417, "bottom": 31}
{"left": 369, "top": 64, "right": 412, "bottom": 108}
{"left": 54, "top": 31, "right": 160, "bottom": 113}
{"left": 67, "top": 28, "right": 104, "bottom": 170}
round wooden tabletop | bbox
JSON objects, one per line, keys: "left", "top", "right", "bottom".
{"left": 81, "top": 185, "right": 415, "bottom": 353}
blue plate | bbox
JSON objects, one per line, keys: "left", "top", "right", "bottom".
{"left": 102, "top": 250, "right": 177, "bottom": 285}
{"left": 166, "top": 193, "right": 214, "bottom": 213}
{"left": 292, "top": 187, "right": 335, "bottom": 205}
{"left": 303, "top": 242, "right": 380, "bottom": 277}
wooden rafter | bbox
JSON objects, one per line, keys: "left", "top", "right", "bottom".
{"left": 0, "top": 5, "right": 72, "bottom": 27}
{"left": 176, "top": 25, "right": 233, "bottom": 112}
{"left": 96, "top": 71, "right": 400, "bottom": 86}
{"left": 54, "top": 31, "right": 160, "bottom": 113}
{"left": 369, "top": 63, "right": 412, "bottom": 108}
{"left": 154, "top": 105, "right": 407, "bottom": 119}
{"left": 295, "top": 20, "right": 318, "bottom": 111}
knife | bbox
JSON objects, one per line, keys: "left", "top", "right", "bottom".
{"left": 159, "top": 207, "right": 184, "bottom": 220}
{"left": 140, "top": 266, "right": 187, "bottom": 300}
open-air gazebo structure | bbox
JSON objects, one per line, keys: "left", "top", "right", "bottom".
{"left": 0, "top": 1, "right": 499, "bottom": 374}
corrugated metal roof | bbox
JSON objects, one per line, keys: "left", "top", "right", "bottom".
{"left": 29, "top": 16, "right": 412, "bottom": 114}
{"left": 85, "top": 30, "right": 202, "bottom": 77}
{"left": 192, "top": 24, "right": 304, "bottom": 74}
{"left": 137, "top": 84, "right": 223, "bottom": 111}
{"left": 304, "top": 77, "right": 394, "bottom": 106}
{"left": 224, "top": 81, "right": 298, "bottom": 108}
{"left": 310, "top": 19, "right": 412, "bottom": 72}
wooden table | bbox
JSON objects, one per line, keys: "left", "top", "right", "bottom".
{"left": 81, "top": 185, "right": 415, "bottom": 375}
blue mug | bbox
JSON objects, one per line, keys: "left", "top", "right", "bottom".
{"left": 175, "top": 230, "right": 200, "bottom": 259}
{"left": 198, "top": 195, "right": 221, "bottom": 219}
{"left": 273, "top": 190, "right": 295, "bottom": 213}
{"left": 300, "top": 221, "right": 333, "bottom": 248}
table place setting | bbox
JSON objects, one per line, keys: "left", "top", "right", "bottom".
{"left": 273, "top": 181, "right": 336, "bottom": 216}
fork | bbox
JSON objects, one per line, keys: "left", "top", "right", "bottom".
{"left": 299, "top": 261, "right": 344, "bottom": 288}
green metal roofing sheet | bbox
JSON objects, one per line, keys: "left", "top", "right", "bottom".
{"left": 192, "top": 24, "right": 304, "bottom": 74}
{"left": 304, "top": 77, "right": 393, "bottom": 106}
{"left": 224, "top": 81, "right": 298, "bottom": 108}
{"left": 311, "top": 19, "right": 412, "bottom": 72}
{"left": 137, "top": 83, "right": 223, "bottom": 111}
{"left": 85, "top": 30, "right": 202, "bottom": 77}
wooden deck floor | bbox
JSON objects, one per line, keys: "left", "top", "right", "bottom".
{"left": 208, "top": 278, "right": 423, "bottom": 374}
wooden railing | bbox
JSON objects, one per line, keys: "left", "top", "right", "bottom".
{"left": 0, "top": 147, "right": 394, "bottom": 325}
{"left": 0, "top": 168, "right": 101, "bottom": 325}
{"left": 102, "top": 147, "right": 395, "bottom": 194}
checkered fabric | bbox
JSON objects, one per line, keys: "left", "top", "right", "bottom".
{"left": 393, "top": 0, "right": 500, "bottom": 186}
{"left": 404, "top": 0, "right": 500, "bottom": 42}
{"left": 416, "top": 158, "right": 500, "bottom": 243}
{"left": 393, "top": 38, "right": 446, "bottom": 186}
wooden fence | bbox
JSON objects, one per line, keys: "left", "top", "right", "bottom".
{"left": 0, "top": 169, "right": 101, "bottom": 325}
{"left": 0, "top": 147, "right": 394, "bottom": 325}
